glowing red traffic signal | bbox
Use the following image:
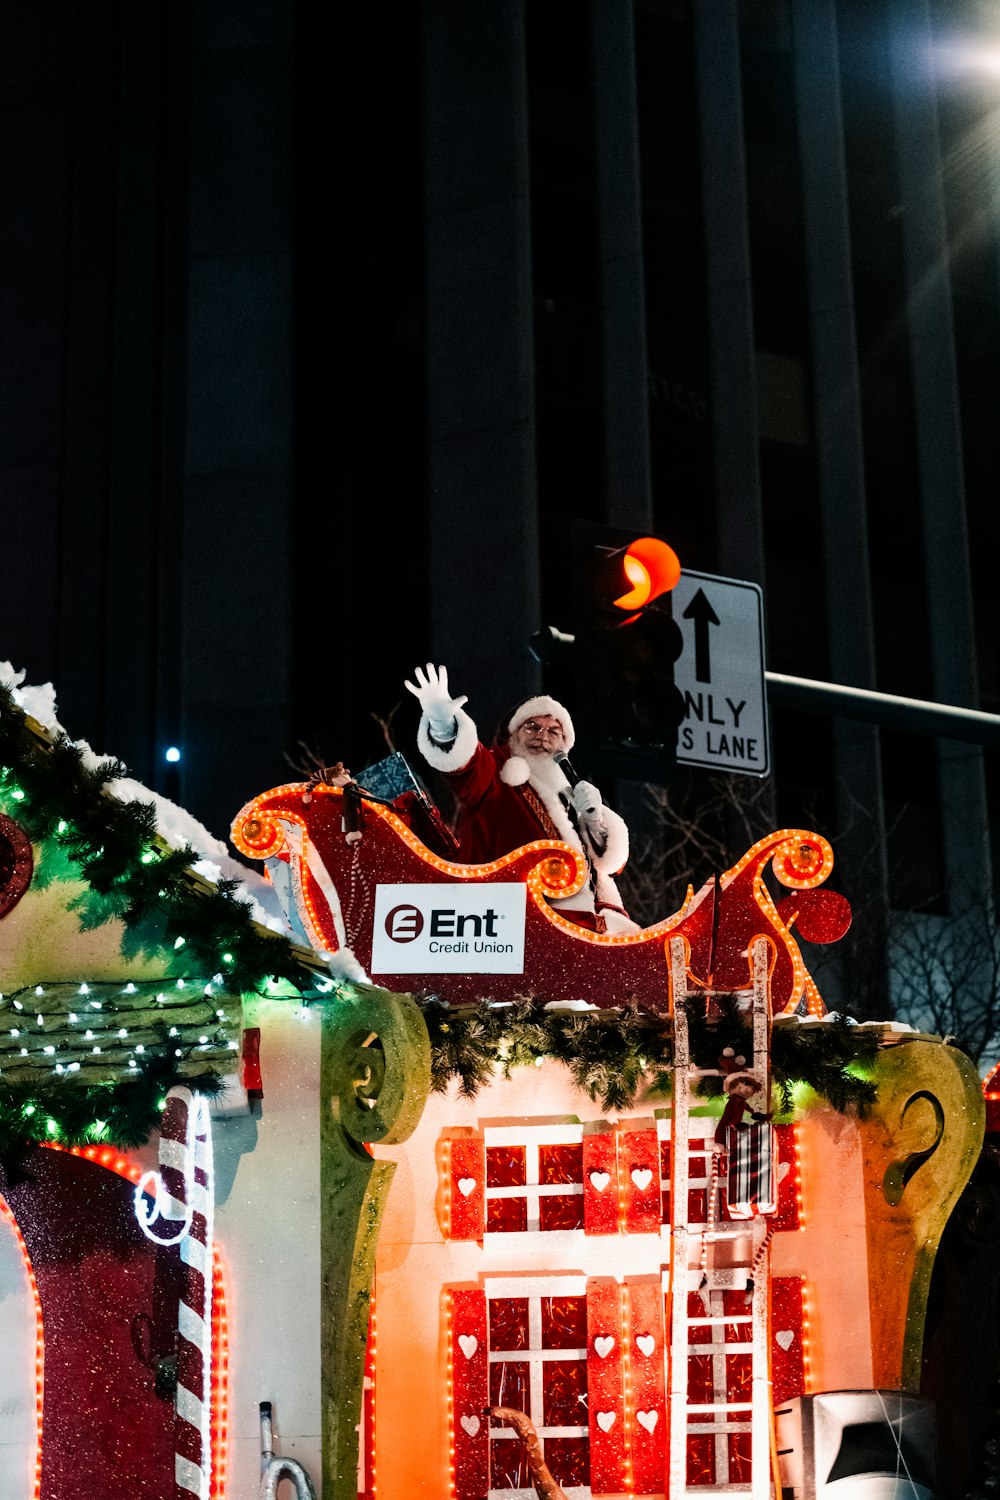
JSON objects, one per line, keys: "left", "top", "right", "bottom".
{"left": 612, "top": 536, "right": 681, "bottom": 612}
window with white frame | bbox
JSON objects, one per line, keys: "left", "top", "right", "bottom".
{"left": 485, "top": 1275, "right": 590, "bottom": 1498}
{"left": 484, "top": 1124, "right": 584, "bottom": 1235}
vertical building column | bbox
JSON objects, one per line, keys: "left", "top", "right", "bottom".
{"left": 793, "top": 0, "right": 889, "bottom": 1011}
{"left": 887, "top": 0, "right": 992, "bottom": 916}
{"left": 692, "top": 0, "right": 765, "bottom": 587}
{"left": 590, "top": 0, "right": 653, "bottom": 532}
{"left": 181, "top": 3, "right": 294, "bottom": 832}
{"left": 423, "top": 1, "right": 540, "bottom": 721}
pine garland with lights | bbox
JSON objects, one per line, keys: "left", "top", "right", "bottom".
{"left": 422, "top": 996, "right": 881, "bottom": 1115}
{"left": 0, "top": 1047, "right": 224, "bottom": 1163}
{"left": 0, "top": 684, "right": 321, "bottom": 996}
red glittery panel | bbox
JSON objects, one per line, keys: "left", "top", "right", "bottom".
{"left": 2, "top": 1146, "right": 177, "bottom": 1500}
{"left": 538, "top": 1143, "right": 582, "bottom": 1185}
{"left": 772, "top": 1124, "right": 802, "bottom": 1233}
{"left": 625, "top": 1279, "right": 665, "bottom": 1495}
{"left": 0, "top": 813, "right": 33, "bottom": 919}
{"left": 687, "top": 1292, "right": 713, "bottom": 1344}
{"left": 659, "top": 1139, "right": 671, "bottom": 1223}
{"left": 444, "top": 1136, "right": 485, "bottom": 1240}
{"left": 489, "top": 1436, "right": 531, "bottom": 1491}
{"left": 449, "top": 1288, "right": 489, "bottom": 1499}
{"left": 542, "top": 1359, "right": 588, "bottom": 1427}
{"left": 488, "top": 1298, "right": 530, "bottom": 1351}
{"left": 489, "top": 1359, "right": 529, "bottom": 1411}
{"left": 686, "top": 1432, "right": 716, "bottom": 1486}
{"left": 728, "top": 1431, "right": 753, "bottom": 1482}
{"left": 620, "top": 1125, "right": 661, "bottom": 1234}
{"left": 486, "top": 1195, "right": 527, "bottom": 1233}
{"left": 686, "top": 1354, "right": 714, "bottom": 1406}
{"left": 770, "top": 1276, "right": 806, "bottom": 1406}
{"left": 539, "top": 1193, "right": 584, "bottom": 1231}
{"left": 583, "top": 1131, "right": 618, "bottom": 1235}
{"left": 486, "top": 1146, "right": 526, "bottom": 1188}
{"left": 545, "top": 1437, "right": 590, "bottom": 1488}
{"left": 586, "top": 1277, "right": 625, "bottom": 1494}
{"left": 725, "top": 1352, "right": 752, "bottom": 1418}
{"left": 541, "top": 1295, "right": 588, "bottom": 1350}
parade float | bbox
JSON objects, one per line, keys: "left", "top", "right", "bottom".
{"left": 0, "top": 667, "right": 985, "bottom": 1500}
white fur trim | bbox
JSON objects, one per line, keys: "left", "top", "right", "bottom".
{"left": 500, "top": 755, "right": 530, "bottom": 786}
{"left": 417, "top": 707, "right": 479, "bottom": 772}
{"left": 524, "top": 765, "right": 581, "bottom": 850}
{"left": 506, "top": 696, "right": 575, "bottom": 753}
{"left": 590, "top": 805, "right": 629, "bottom": 875}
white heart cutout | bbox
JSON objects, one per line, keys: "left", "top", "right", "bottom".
{"left": 775, "top": 1329, "right": 794, "bottom": 1351}
{"left": 631, "top": 1168, "right": 653, "bottom": 1192}
{"left": 635, "top": 1334, "right": 655, "bottom": 1358}
{"left": 589, "top": 1170, "right": 611, "bottom": 1192}
{"left": 594, "top": 1335, "right": 615, "bottom": 1359}
{"left": 636, "top": 1410, "right": 658, "bottom": 1433}
{"left": 458, "top": 1334, "right": 478, "bottom": 1360}
{"left": 460, "top": 1414, "right": 480, "bottom": 1437}
{"left": 777, "top": 1161, "right": 791, "bottom": 1183}
{"left": 596, "top": 1411, "right": 616, "bottom": 1433}
{"left": 457, "top": 1177, "right": 477, "bottom": 1198}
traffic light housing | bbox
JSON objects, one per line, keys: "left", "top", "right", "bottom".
{"left": 571, "top": 524, "right": 686, "bottom": 781}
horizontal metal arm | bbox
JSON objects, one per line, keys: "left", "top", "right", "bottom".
{"left": 765, "top": 671, "right": 1000, "bottom": 749}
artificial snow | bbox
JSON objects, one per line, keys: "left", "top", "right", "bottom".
{"left": 0, "top": 662, "right": 291, "bottom": 938}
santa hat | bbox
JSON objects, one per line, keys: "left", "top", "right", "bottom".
{"left": 719, "top": 1046, "right": 761, "bottom": 1095}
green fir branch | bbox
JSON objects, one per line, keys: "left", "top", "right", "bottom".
{"left": 0, "top": 684, "right": 320, "bottom": 995}
{"left": 421, "top": 997, "right": 883, "bottom": 1115}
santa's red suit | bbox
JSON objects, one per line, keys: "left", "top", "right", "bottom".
{"left": 418, "top": 694, "right": 638, "bottom": 935}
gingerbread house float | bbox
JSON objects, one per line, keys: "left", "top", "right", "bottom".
{"left": 0, "top": 669, "right": 985, "bottom": 1500}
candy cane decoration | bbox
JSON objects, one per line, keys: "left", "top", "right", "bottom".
{"left": 135, "top": 1086, "right": 215, "bottom": 1499}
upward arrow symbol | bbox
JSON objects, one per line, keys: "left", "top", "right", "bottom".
{"left": 682, "top": 589, "right": 720, "bottom": 684}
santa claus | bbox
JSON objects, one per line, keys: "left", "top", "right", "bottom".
{"left": 405, "top": 663, "right": 639, "bottom": 935}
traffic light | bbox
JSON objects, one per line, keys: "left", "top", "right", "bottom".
{"left": 572, "top": 524, "right": 686, "bottom": 781}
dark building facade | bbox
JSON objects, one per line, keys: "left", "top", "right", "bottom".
{"left": 3, "top": 3, "right": 1000, "bottom": 1487}
{"left": 3, "top": 0, "right": 1000, "bottom": 999}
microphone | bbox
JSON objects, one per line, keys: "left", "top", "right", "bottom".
{"left": 553, "top": 752, "right": 580, "bottom": 787}
{"left": 554, "top": 754, "right": 602, "bottom": 818}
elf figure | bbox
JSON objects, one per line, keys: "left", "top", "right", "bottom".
{"left": 713, "top": 1048, "right": 768, "bottom": 1153}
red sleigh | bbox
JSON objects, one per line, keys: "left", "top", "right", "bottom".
{"left": 231, "top": 781, "right": 848, "bottom": 1015}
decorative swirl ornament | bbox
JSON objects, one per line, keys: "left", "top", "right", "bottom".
{"left": 0, "top": 812, "right": 33, "bottom": 918}
{"left": 882, "top": 1089, "right": 945, "bottom": 1206}
{"left": 769, "top": 832, "right": 834, "bottom": 890}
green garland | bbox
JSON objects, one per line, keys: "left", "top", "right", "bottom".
{"left": 0, "top": 684, "right": 321, "bottom": 997}
{"left": 422, "top": 996, "right": 881, "bottom": 1115}
{"left": 0, "top": 1047, "right": 224, "bottom": 1164}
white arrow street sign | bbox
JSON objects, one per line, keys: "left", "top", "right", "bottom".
{"left": 672, "top": 569, "right": 769, "bottom": 777}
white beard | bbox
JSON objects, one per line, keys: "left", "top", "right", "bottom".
{"left": 522, "top": 754, "right": 581, "bottom": 853}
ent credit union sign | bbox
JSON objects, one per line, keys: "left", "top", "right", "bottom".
{"left": 371, "top": 882, "right": 526, "bottom": 974}
{"left": 672, "top": 569, "right": 770, "bottom": 778}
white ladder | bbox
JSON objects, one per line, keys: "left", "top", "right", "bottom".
{"left": 667, "top": 936, "right": 773, "bottom": 1500}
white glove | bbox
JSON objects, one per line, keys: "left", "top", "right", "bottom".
{"left": 404, "top": 663, "right": 468, "bottom": 741}
{"left": 570, "top": 780, "right": 603, "bottom": 819}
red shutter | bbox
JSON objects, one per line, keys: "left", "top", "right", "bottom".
{"left": 586, "top": 1277, "right": 626, "bottom": 1495}
{"left": 449, "top": 1288, "right": 489, "bottom": 1498}
{"left": 583, "top": 1129, "right": 618, "bottom": 1235}
{"left": 442, "top": 1136, "right": 485, "bottom": 1240}
{"left": 624, "top": 1278, "right": 666, "bottom": 1494}
{"left": 619, "top": 1121, "right": 661, "bottom": 1234}
{"left": 772, "top": 1124, "right": 802, "bottom": 1233}
{"left": 770, "top": 1276, "right": 807, "bottom": 1407}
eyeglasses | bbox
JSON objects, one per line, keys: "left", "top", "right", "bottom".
{"left": 520, "top": 719, "right": 565, "bottom": 740}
